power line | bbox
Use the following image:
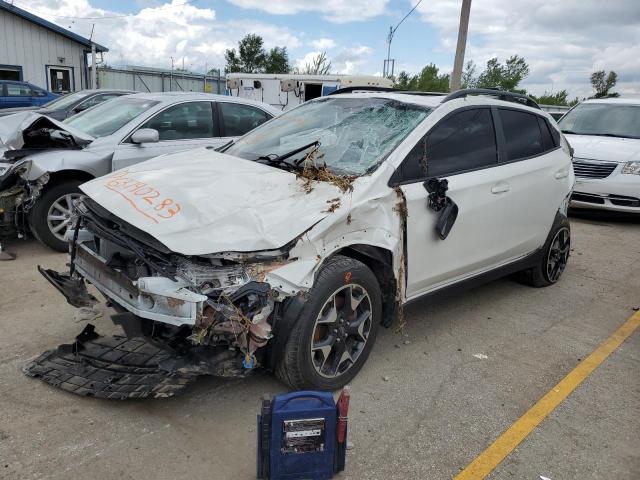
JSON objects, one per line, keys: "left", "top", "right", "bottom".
{"left": 11, "top": 0, "right": 195, "bottom": 20}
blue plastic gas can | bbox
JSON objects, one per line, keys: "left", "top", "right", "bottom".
{"left": 257, "top": 391, "right": 342, "bottom": 480}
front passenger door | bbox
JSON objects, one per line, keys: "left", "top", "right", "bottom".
{"left": 396, "top": 107, "right": 511, "bottom": 298}
{"left": 112, "top": 101, "right": 225, "bottom": 171}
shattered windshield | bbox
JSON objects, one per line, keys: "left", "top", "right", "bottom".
{"left": 64, "top": 97, "right": 159, "bottom": 138}
{"left": 225, "top": 97, "right": 431, "bottom": 175}
{"left": 558, "top": 103, "right": 640, "bottom": 139}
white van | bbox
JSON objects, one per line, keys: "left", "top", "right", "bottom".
{"left": 226, "top": 73, "right": 393, "bottom": 111}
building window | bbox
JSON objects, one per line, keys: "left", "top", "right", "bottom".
{"left": 0, "top": 65, "right": 23, "bottom": 81}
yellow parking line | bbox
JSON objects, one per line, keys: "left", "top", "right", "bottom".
{"left": 455, "top": 311, "right": 640, "bottom": 480}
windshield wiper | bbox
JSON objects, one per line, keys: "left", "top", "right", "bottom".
{"left": 595, "top": 133, "right": 639, "bottom": 139}
{"left": 214, "top": 140, "right": 234, "bottom": 152}
{"left": 254, "top": 140, "right": 320, "bottom": 171}
{"left": 561, "top": 130, "right": 639, "bottom": 139}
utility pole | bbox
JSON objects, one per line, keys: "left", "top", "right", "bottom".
{"left": 383, "top": 0, "right": 423, "bottom": 78}
{"left": 89, "top": 24, "right": 96, "bottom": 89}
{"left": 450, "top": 0, "right": 472, "bottom": 91}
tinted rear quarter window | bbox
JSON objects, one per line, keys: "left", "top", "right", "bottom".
{"left": 499, "top": 109, "right": 544, "bottom": 160}
{"left": 220, "top": 102, "right": 271, "bottom": 136}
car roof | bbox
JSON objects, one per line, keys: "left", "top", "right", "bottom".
{"left": 581, "top": 97, "right": 640, "bottom": 106}
{"left": 80, "top": 89, "right": 137, "bottom": 94}
{"left": 318, "top": 91, "right": 546, "bottom": 115}
{"left": 125, "top": 91, "right": 280, "bottom": 112}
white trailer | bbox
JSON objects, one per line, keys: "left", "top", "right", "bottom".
{"left": 225, "top": 73, "right": 393, "bottom": 110}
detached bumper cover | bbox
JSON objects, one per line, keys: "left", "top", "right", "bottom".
{"left": 23, "top": 325, "right": 198, "bottom": 399}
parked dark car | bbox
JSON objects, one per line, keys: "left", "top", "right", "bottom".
{"left": 0, "top": 80, "right": 59, "bottom": 109}
{"left": 0, "top": 88, "right": 136, "bottom": 120}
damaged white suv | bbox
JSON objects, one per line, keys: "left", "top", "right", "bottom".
{"left": 33, "top": 88, "right": 574, "bottom": 397}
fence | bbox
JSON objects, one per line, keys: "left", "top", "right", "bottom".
{"left": 93, "top": 67, "right": 225, "bottom": 94}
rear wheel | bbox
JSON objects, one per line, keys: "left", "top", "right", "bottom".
{"left": 29, "top": 180, "right": 84, "bottom": 252}
{"left": 276, "top": 255, "right": 382, "bottom": 390}
{"left": 518, "top": 215, "right": 571, "bottom": 287}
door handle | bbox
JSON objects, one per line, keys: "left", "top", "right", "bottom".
{"left": 491, "top": 183, "right": 510, "bottom": 194}
{"left": 555, "top": 170, "right": 569, "bottom": 179}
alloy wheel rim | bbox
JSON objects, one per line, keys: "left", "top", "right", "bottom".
{"left": 46, "top": 193, "right": 82, "bottom": 242}
{"left": 310, "top": 283, "right": 373, "bottom": 379}
{"left": 546, "top": 227, "right": 570, "bottom": 283}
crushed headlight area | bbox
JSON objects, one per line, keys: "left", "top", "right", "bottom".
{"left": 24, "top": 197, "right": 292, "bottom": 399}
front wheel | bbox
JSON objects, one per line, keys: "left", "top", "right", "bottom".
{"left": 29, "top": 180, "right": 84, "bottom": 252}
{"left": 276, "top": 255, "right": 382, "bottom": 390}
{"left": 518, "top": 215, "right": 571, "bottom": 287}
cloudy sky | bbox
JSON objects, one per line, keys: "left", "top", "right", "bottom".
{"left": 12, "top": 0, "right": 640, "bottom": 98}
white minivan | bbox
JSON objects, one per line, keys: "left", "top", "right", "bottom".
{"left": 559, "top": 97, "right": 640, "bottom": 213}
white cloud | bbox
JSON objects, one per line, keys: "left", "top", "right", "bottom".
{"left": 15, "top": 0, "right": 301, "bottom": 72}
{"left": 294, "top": 45, "right": 372, "bottom": 74}
{"left": 416, "top": 0, "right": 640, "bottom": 97}
{"left": 333, "top": 45, "right": 373, "bottom": 74}
{"left": 311, "top": 38, "right": 336, "bottom": 50}
{"left": 226, "top": 0, "right": 389, "bottom": 23}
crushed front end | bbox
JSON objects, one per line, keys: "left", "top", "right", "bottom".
{"left": 28, "top": 197, "right": 291, "bottom": 398}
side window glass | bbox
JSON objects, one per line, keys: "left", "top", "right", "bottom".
{"left": 6, "top": 84, "right": 31, "bottom": 96}
{"left": 537, "top": 117, "right": 556, "bottom": 151}
{"left": 141, "top": 101, "right": 215, "bottom": 141}
{"left": 396, "top": 108, "right": 498, "bottom": 182}
{"left": 220, "top": 103, "right": 271, "bottom": 137}
{"left": 499, "top": 109, "right": 544, "bottom": 160}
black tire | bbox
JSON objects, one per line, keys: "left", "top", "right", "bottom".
{"left": 518, "top": 214, "right": 571, "bottom": 287}
{"left": 276, "top": 255, "right": 382, "bottom": 390}
{"left": 29, "top": 180, "right": 84, "bottom": 252}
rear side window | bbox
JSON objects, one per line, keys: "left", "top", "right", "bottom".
{"left": 499, "top": 109, "right": 544, "bottom": 160}
{"left": 6, "top": 84, "right": 31, "bottom": 96}
{"left": 394, "top": 108, "right": 498, "bottom": 182}
{"left": 220, "top": 102, "right": 271, "bottom": 137}
{"left": 537, "top": 117, "right": 557, "bottom": 151}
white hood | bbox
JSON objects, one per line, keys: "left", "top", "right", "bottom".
{"left": 566, "top": 134, "right": 640, "bottom": 163}
{"left": 80, "top": 147, "right": 346, "bottom": 255}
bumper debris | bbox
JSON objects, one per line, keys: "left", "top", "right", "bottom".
{"left": 23, "top": 324, "right": 199, "bottom": 399}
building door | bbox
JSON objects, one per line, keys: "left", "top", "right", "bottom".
{"left": 47, "top": 67, "right": 72, "bottom": 94}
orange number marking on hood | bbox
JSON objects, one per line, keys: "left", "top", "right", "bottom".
{"left": 102, "top": 172, "right": 182, "bottom": 223}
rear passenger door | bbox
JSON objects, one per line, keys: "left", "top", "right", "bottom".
{"left": 112, "top": 101, "right": 224, "bottom": 171}
{"left": 217, "top": 102, "right": 273, "bottom": 142}
{"left": 494, "top": 108, "right": 571, "bottom": 258}
{"left": 395, "top": 107, "right": 511, "bottom": 298}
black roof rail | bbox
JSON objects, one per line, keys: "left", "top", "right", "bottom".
{"left": 328, "top": 86, "right": 447, "bottom": 97}
{"left": 442, "top": 88, "right": 541, "bottom": 109}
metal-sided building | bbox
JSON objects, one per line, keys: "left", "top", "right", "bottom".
{"left": 0, "top": 1, "right": 108, "bottom": 93}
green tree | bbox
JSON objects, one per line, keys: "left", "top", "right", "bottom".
{"left": 461, "top": 60, "right": 477, "bottom": 88}
{"left": 264, "top": 47, "right": 291, "bottom": 74}
{"left": 298, "top": 52, "right": 332, "bottom": 75}
{"left": 224, "top": 34, "right": 291, "bottom": 73}
{"left": 392, "top": 64, "right": 450, "bottom": 92}
{"left": 531, "top": 90, "right": 570, "bottom": 106}
{"left": 590, "top": 70, "right": 618, "bottom": 98}
{"left": 393, "top": 71, "right": 411, "bottom": 90}
{"left": 475, "top": 55, "right": 529, "bottom": 92}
